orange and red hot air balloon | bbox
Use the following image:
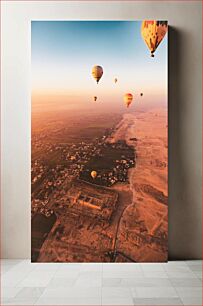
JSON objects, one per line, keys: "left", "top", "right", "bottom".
{"left": 91, "top": 171, "right": 97, "bottom": 179}
{"left": 141, "top": 20, "right": 168, "bottom": 57}
{"left": 124, "top": 93, "right": 133, "bottom": 108}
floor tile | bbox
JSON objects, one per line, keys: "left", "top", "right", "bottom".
{"left": 56, "top": 263, "right": 83, "bottom": 269}
{"left": 102, "top": 267, "right": 143, "bottom": 278}
{"left": 3, "top": 297, "right": 39, "bottom": 305}
{"left": 186, "top": 260, "right": 202, "bottom": 266}
{"left": 103, "top": 271, "right": 144, "bottom": 278}
{"left": 103, "top": 263, "right": 142, "bottom": 274}
{"left": 35, "top": 297, "right": 101, "bottom": 305}
{"left": 102, "top": 278, "right": 123, "bottom": 287}
{"left": 2, "top": 265, "right": 15, "bottom": 274}
{"left": 32, "top": 263, "right": 60, "bottom": 272}
{"left": 180, "top": 296, "right": 202, "bottom": 305}
{"left": 47, "top": 277, "right": 76, "bottom": 288}
{"left": 170, "top": 277, "right": 202, "bottom": 287}
{"left": 124, "top": 277, "right": 172, "bottom": 287}
{"left": 166, "top": 271, "right": 197, "bottom": 278}
{"left": 2, "top": 264, "right": 35, "bottom": 287}
{"left": 135, "top": 286, "right": 178, "bottom": 298}
{"left": 54, "top": 269, "right": 80, "bottom": 278}
{"left": 143, "top": 271, "right": 168, "bottom": 278}
{"left": 102, "top": 286, "right": 132, "bottom": 298}
{"left": 78, "top": 270, "right": 102, "bottom": 279}
{"left": 175, "top": 287, "right": 202, "bottom": 298}
{"left": 166, "top": 261, "right": 187, "bottom": 266}
{"left": 189, "top": 264, "right": 202, "bottom": 272}
{"left": 17, "top": 271, "right": 56, "bottom": 287}
{"left": 75, "top": 276, "right": 102, "bottom": 287}
{"left": 15, "top": 287, "right": 45, "bottom": 298}
{"left": 1, "top": 299, "right": 10, "bottom": 305}
{"left": 164, "top": 265, "right": 192, "bottom": 273}
{"left": 133, "top": 297, "right": 183, "bottom": 305}
{"left": 41, "top": 286, "right": 101, "bottom": 298}
{"left": 102, "top": 297, "right": 134, "bottom": 305}
{"left": 1, "top": 259, "right": 26, "bottom": 265}
{"left": 141, "top": 263, "right": 166, "bottom": 272}
{"left": 2, "top": 287, "right": 22, "bottom": 299}
{"left": 80, "top": 263, "right": 103, "bottom": 272}
{"left": 193, "top": 271, "right": 202, "bottom": 279}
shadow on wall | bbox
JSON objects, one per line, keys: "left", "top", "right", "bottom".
{"left": 168, "top": 27, "right": 202, "bottom": 260}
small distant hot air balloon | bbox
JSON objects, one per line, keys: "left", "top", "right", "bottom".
{"left": 124, "top": 93, "right": 133, "bottom": 108}
{"left": 114, "top": 78, "right": 118, "bottom": 84}
{"left": 93, "top": 96, "right": 97, "bottom": 102}
{"left": 92, "top": 65, "right": 103, "bottom": 84}
{"left": 91, "top": 170, "right": 97, "bottom": 179}
{"left": 141, "top": 20, "right": 168, "bottom": 57}
{"left": 140, "top": 93, "right": 143, "bottom": 97}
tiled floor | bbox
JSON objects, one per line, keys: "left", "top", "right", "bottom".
{"left": 1, "top": 260, "right": 202, "bottom": 305}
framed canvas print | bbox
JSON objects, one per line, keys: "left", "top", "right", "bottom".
{"left": 31, "top": 20, "right": 168, "bottom": 262}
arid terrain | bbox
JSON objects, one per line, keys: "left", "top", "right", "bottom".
{"left": 109, "top": 108, "right": 168, "bottom": 262}
{"left": 31, "top": 107, "right": 168, "bottom": 262}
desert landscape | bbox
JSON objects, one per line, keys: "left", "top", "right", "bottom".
{"left": 109, "top": 108, "right": 168, "bottom": 262}
{"left": 31, "top": 106, "right": 167, "bottom": 262}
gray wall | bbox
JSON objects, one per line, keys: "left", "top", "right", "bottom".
{"left": 1, "top": 1, "right": 202, "bottom": 259}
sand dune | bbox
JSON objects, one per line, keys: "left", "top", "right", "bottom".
{"left": 109, "top": 108, "right": 168, "bottom": 262}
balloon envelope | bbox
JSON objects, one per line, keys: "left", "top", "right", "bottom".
{"left": 124, "top": 93, "right": 133, "bottom": 108}
{"left": 141, "top": 20, "right": 168, "bottom": 57}
{"left": 91, "top": 171, "right": 97, "bottom": 179}
{"left": 92, "top": 65, "right": 103, "bottom": 83}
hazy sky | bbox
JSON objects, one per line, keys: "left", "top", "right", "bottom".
{"left": 32, "top": 21, "right": 167, "bottom": 110}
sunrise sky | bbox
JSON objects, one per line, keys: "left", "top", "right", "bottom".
{"left": 32, "top": 21, "right": 167, "bottom": 110}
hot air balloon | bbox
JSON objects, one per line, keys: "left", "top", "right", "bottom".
{"left": 92, "top": 65, "right": 103, "bottom": 84}
{"left": 141, "top": 20, "right": 168, "bottom": 57}
{"left": 140, "top": 93, "right": 143, "bottom": 97}
{"left": 91, "top": 171, "right": 97, "bottom": 179}
{"left": 93, "top": 96, "right": 97, "bottom": 102}
{"left": 114, "top": 78, "right": 118, "bottom": 84}
{"left": 124, "top": 93, "right": 133, "bottom": 108}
